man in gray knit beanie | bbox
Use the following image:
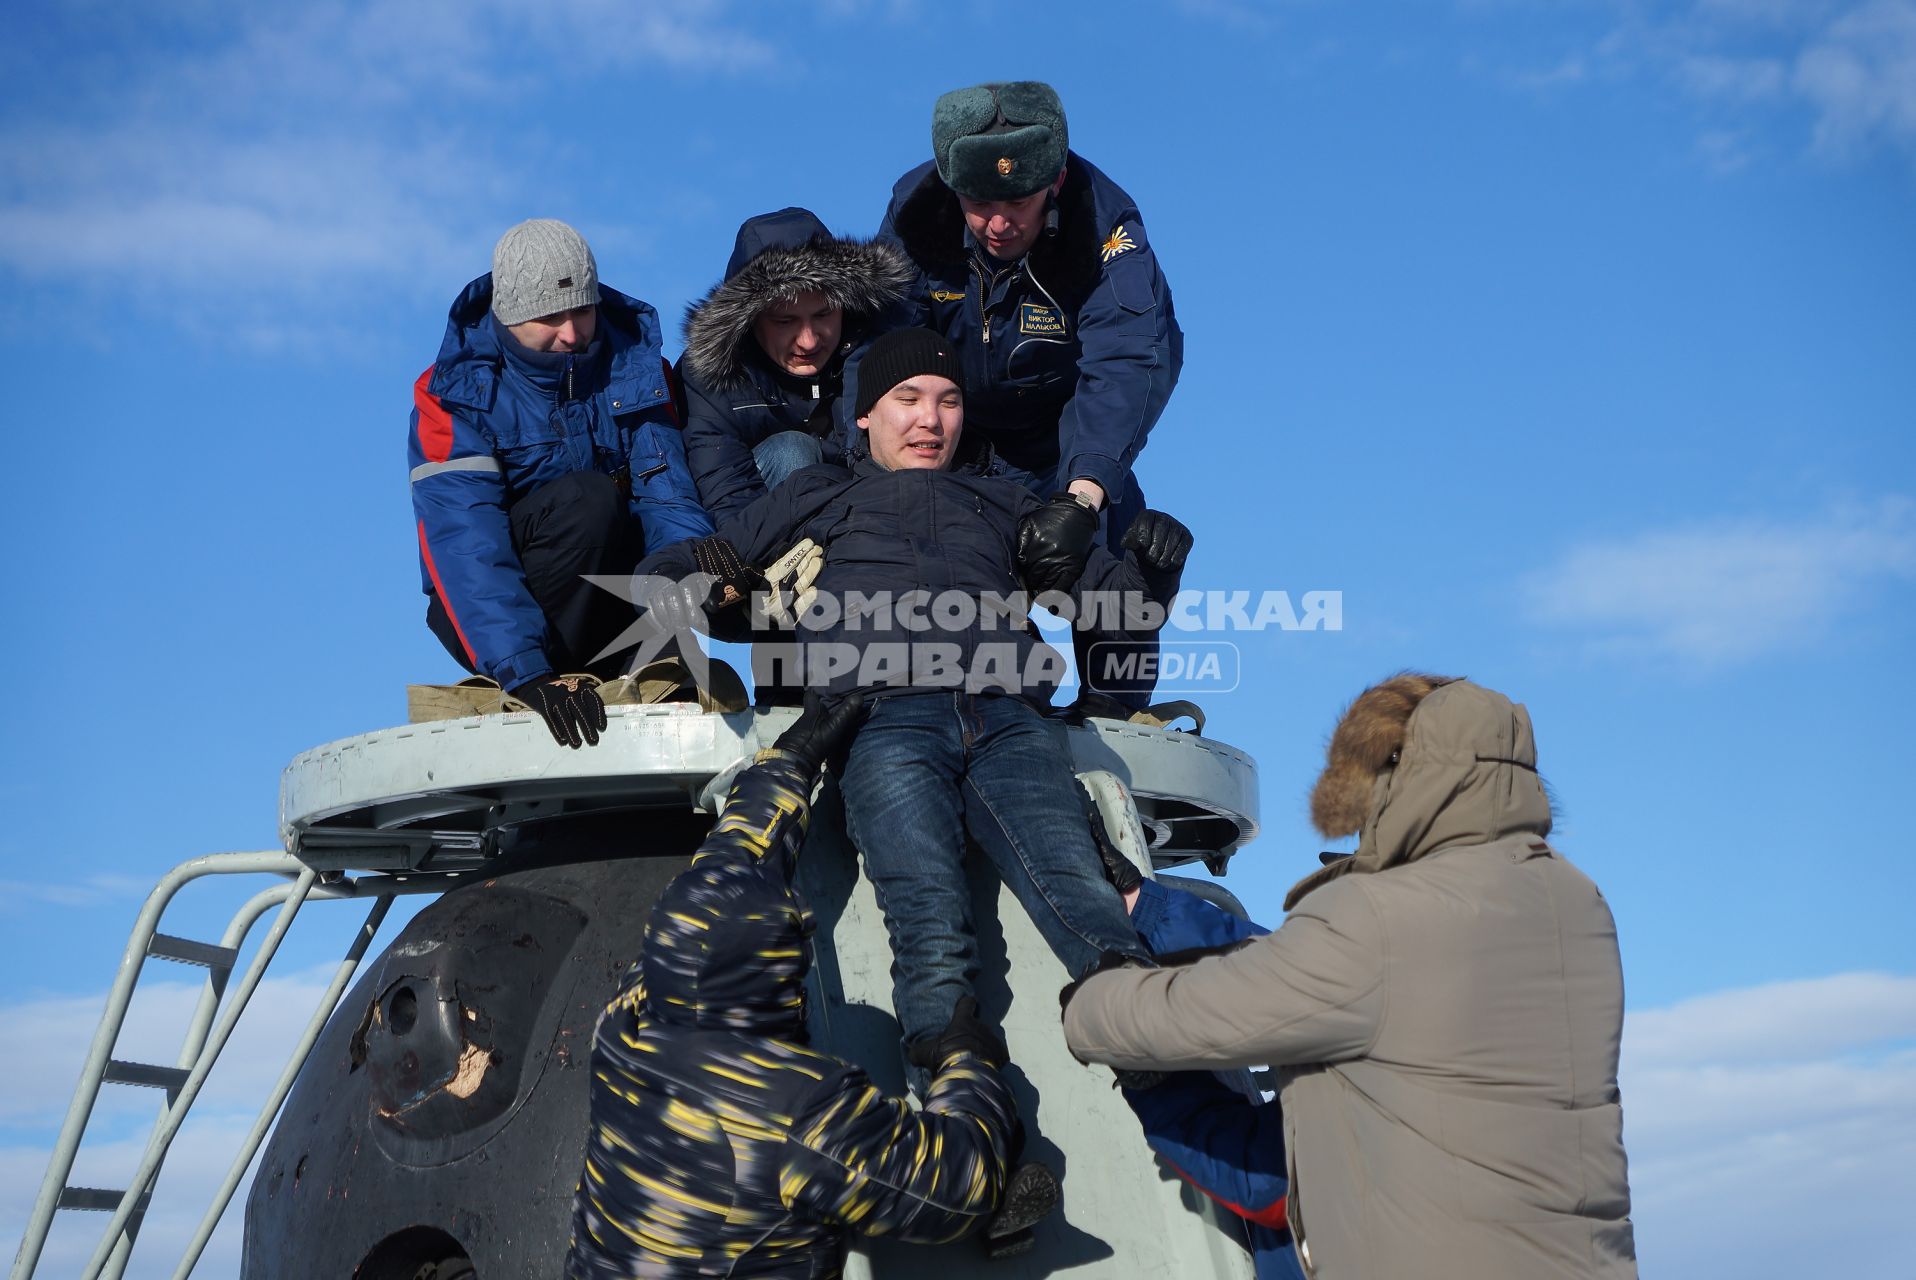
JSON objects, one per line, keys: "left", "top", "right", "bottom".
{"left": 407, "top": 218, "right": 728, "bottom": 748}
{"left": 491, "top": 218, "right": 602, "bottom": 345}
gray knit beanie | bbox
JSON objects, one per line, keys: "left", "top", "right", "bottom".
{"left": 490, "top": 219, "right": 600, "bottom": 326}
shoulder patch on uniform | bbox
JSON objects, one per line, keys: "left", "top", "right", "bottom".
{"left": 930, "top": 289, "right": 967, "bottom": 303}
{"left": 1100, "top": 226, "right": 1136, "bottom": 263}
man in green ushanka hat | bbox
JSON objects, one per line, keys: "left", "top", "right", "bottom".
{"left": 872, "top": 81, "right": 1184, "bottom": 717}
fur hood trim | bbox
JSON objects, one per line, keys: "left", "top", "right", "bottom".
{"left": 1309, "top": 673, "right": 1458, "bottom": 840}
{"left": 682, "top": 235, "right": 913, "bottom": 388}
{"left": 1287, "top": 675, "right": 1555, "bottom": 911}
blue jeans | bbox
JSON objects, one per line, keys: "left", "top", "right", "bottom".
{"left": 836, "top": 691, "right": 1146, "bottom": 1057}
{"left": 752, "top": 431, "right": 824, "bottom": 491}
{"left": 996, "top": 461, "right": 1156, "bottom": 711}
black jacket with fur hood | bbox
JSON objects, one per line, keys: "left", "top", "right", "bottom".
{"left": 678, "top": 209, "right": 913, "bottom": 521}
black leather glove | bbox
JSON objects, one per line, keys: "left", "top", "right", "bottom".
{"left": 685, "top": 536, "right": 763, "bottom": 609}
{"left": 1058, "top": 949, "right": 1151, "bottom": 1017}
{"left": 1079, "top": 784, "right": 1142, "bottom": 896}
{"left": 1120, "top": 509, "right": 1194, "bottom": 574}
{"left": 636, "top": 574, "right": 713, "bottom": 637}
{"left": 1016, "top": 492, "right": 1100, "bottom": 595}
{"left": 906, "top": 995, "right": 1010, "bottom": 1072}
{"left": 509, "top": 674, "right": 607, "bottom": 749}
{"left": 772, "top": 691, "right": 866, "bottom": 771}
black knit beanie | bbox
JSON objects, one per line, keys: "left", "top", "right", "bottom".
{"left": 854, "top": 327, "right": 965, "bottom": 417}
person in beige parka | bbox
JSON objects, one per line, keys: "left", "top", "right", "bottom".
{"left": 1062, "top": 674, "right": 1638, "bottom": 1279}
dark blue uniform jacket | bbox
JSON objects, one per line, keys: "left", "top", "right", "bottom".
{"left": 876, "top": 151, "right": 1182, "bottom": 499}
{"left": 409, "top": 276, "right": 711, "bottom": 690}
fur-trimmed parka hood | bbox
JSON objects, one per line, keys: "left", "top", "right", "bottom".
{"left": 681, "top": 207, "right": 914, "bottom": 389}
{"left": 1286, "top": 675, "right": 1554, "bottom": 909}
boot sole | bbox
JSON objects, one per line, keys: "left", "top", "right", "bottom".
{"left": 986, "top": 1162, "right": 1062, "bottom": 1252}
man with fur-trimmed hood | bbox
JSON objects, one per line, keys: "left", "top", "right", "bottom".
{"left": 680, "top": 208, "right": 913, "bottom": 521}
{"left": 1062, "top": 675, "right": 1638, "bottom": 1279}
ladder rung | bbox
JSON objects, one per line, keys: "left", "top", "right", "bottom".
{"left": 147, "top": 932, "right": 239, "bottom": 971}
{"left": 58, "top": 1187, "right": 152, "bottom": 1215}
{"left": 103, "top": 1059, "right": 191, "bottom": 1096}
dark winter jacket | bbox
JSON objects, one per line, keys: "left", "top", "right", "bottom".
{"left": 637, "top": 435, "right": 1180, "bottom": 703}
{"left": 873, "top": 151, "right": 1182, "bottom": 495}
{"left": 566, "top": 750, "right": 1018, "bottom": 1279}
{"left": 409, "top": 276, "right": 711, "bottom": 690}
{"left": 680, "top": 209, "right": 914, "bottom": 521}
{"left": 1126, "top": 881, "right": 1302, "bottom": 1280}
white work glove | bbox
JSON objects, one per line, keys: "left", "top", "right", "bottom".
{"left": 762, "top": 537, "right": 823, "bottom": 627}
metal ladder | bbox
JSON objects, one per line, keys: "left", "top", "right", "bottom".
{"left": 9, "top": 851, "right": 458, "bottom": 1280}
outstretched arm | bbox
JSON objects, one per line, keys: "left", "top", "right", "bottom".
{"left": 691, "top": 691, "right": 866, "bottom": 884}
{"left": 1065, "top": 876, "right": 1385, "bottom": 1072}
{"left": 780, "top": 1051, "right": 1016, "bottom": 1244}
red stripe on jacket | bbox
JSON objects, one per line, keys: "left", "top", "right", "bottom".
{"left": 414, "top": 366, "right": 455, "bottom": 464}
{"left": 417, "top": 520, "right": 476, "bottom": 667}
{"left": 1161, "top": 1156, "right": 1289, "bottom": 1231}
{"left": 660, "top": 357, "right": 683, "bottom": 426}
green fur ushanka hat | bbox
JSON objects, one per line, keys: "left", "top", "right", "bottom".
{"left": 931, "top": 81, "right": 1068, "bottom": 200}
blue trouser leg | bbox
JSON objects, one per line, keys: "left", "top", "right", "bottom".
{"left": 752, "top": 430, "right": 824, "bottom": 491}
{"left": 838, "top": 693, "right": 978, "bottom": 1054}
{"left": 838, "top": 692, "right": 1146, "bottom": 1062}
{"left": 957, "top": 695, "right": 1145, "bottom": 978}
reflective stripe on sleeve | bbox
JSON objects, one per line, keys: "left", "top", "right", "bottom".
{"left": 410, "top": 455, "right": 505, "bottom": 483}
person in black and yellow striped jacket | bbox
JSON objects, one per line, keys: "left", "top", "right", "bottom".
{"left": 566, "top": 694, "right": 1054, "bottom": 1277}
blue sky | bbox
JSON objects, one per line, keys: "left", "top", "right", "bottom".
{"left": 2, "top": 0, "right": 1912, "bottom": 1274}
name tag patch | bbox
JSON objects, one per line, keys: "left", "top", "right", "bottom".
{"left": 1019, "top": 303, "right": 1068, "bottom": 337}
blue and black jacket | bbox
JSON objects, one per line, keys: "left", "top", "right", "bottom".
{"left": 875, "top": 151, "right": 1182, "bottom": 498}
{"left": 566, "top": 750, "right": 1017, "bottom": 1279}
{"left": 408, "top": 276, "right": 712, "bottom": 690}
{"left": 679, "top": 208, "right": 914, "bottom": 521}
{"left": 1128, "top": 881, "right": 1304, "bottom": 1280}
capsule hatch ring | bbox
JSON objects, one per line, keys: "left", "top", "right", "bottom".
{"left": 353, "top": 1224, "right": 475, "bottom": 1280}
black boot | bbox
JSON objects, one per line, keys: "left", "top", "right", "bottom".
{"left": 983, "top": 1161, "right": 1062, "bottom": 1258}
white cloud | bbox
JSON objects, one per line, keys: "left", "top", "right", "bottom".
{"left": 0, "top": 873, "right": 150, "bottom": 910}
{"left": 1621, "top": 971, "right": 1916, "bottom": 1278}
{"left": 0, "top": 1114, "right": 260, "bottom": 1279}
{"left": 0, "top": 968, "right": 345, "bottom": 1278}
{"left": 1792, "top": 1, "right": 1916, "bottom": 154}
{"left": 1626, "top": 971, "right": 1916, "bottom": 1067}
{"left": 1631, "top": 0, "right": 1916, "bottom": 163}
{"left": 0, "top": 0, "right": 776, "bottom": 325}
{"left": 1521, "top": 497, "right": 1916, "bottom": 663}
{"left": 1490, "top": 1, "right": 1916, "bottom": 167}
